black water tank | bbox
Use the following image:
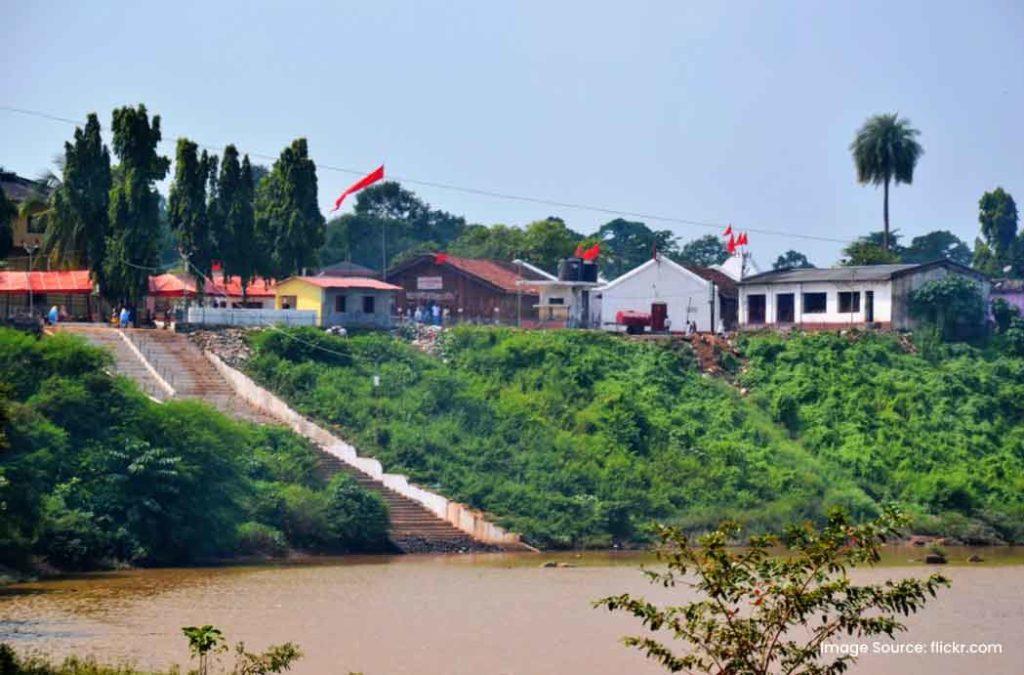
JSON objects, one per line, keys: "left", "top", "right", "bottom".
{"left": 581, "top": 262, "right": 598, "bottom": 282}
{"left": 558, "top": 257, "right": 583, "bottom": 281}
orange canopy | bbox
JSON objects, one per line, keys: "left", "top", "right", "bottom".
{"left": 147, "top": 273, "right": 276, "bottom": 298}
{"left": 0, "top": 270, "right": 93, "bottom": 294}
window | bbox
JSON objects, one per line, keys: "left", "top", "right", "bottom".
{"left": 838, "top": 291, "right": 861, "bottom": 313}
{"left": 802, "top": 292, "right": 827, "bottom": 314}
{"left": 334, "top": 295, "right": 347, "bottom": 313}
{"left": 549, "top": 297, "right": 565, "bottom": 305}
{"left": 279, "top": 295, "right": 297, "bottom": 310}
{"left": 362, "top": 295, "right": 376, "bottom": 314}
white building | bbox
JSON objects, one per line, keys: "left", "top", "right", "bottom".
{"left": 737, "top": 261, "right": 989, "bottom": 330}
{"left": 598, "top": 254, "right": 738, "bottom": 333}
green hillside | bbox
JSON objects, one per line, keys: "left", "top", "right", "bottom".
{"left": 248, "top": 327, "right": 1024, "bottom": 547}
{"left": 0, "top": 329, "right": 389, "bottom": 573}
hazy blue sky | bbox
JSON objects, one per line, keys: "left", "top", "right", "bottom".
{"left": 3, "top": 0, "right": 1023, "bottom": 265}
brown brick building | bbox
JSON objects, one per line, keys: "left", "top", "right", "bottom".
{"left": 387, "top": 254, "right": 546, "bottom": 324}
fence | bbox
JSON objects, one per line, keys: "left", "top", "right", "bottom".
{"left": 185, "top": 306, "right": 317, "bottom": 327}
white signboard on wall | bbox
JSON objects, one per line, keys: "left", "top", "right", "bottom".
{"left": 417, "top": 276, "right": 443, "bottom": 290}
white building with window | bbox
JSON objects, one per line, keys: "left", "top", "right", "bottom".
{"left": 737, "top": 261, "right": 989, "bottom": 331}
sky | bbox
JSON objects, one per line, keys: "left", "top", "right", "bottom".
{"left": 3, "top": 0, "right": 1023, "bottom": 266}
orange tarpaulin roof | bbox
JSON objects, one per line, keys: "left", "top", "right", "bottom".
{"left": 0, "top": 270, "right": 93, "bottom": 294}
{"left": 147, "top": 273, "right": 277, "bottom": 298}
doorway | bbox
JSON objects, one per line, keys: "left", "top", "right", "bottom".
{"left": 747, "top": 294, "right": 766, "bottom": 324}
{"left": 776, "top": 293, "right": 794, "bottom": 323}
{"left": 865, "top": 291, "right": 874, "bottom": 323}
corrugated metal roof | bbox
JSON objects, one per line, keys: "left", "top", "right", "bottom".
{"left": 739, "top": 264, "right": 921, "bottom": 284}
{"left": 148, "top": 273, "right": 277, "bottom": 298}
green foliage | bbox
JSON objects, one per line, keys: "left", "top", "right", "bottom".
{"left": 909, "top": 275, "right": 986, "bottom": 341}
{"left": 1003, "top": 316, "right": 1024, "bottom": 357}
{"left": 102, "top": 104, "right": 171, "bottom": 307}
{"left": 974, "top": 187, "right": 1021, "bottom": 276}
{"left": 45, "top": 113, "right": 112, "bottom": 277}
{"left": 323, "top": 474, "right": 390, "bottom": 551}
{"left": 254, "top": 139, "right": 325, "bottom": 279}
{"left": 991, "top": 298, "right": 1019, "bottom": 333}
{"left": 850, "top": 113, "right": 923, "bottom": 250}
{"left": 672, "top": 234, "right": 728, "bottom": 267}
{"left": 0, "top": 328, "right": 390, "bottom": 571}
{"left": 248, "top": 327, "right": 857, "bottom": 548}
{"left": 739, "top": 331, "right": 1024, "bottom": 543}
{"left": 519, "top": 217, "right": 583, "bottom": 273}
{"left": 772, "top": 249, "right": 814, "bottom": 270}
{"left": 840, "top": 238, "right": 900, "bottom": 266}
{"left": 168, "top": 138, "right": 216, "bottom": 292}
{"left": 183, "top": 625, "right": 226, "bottom": 675}
{"left": 902, "top": 229, "right": 971, "bottom": 265}
{"left": 213, "top": 149, "right": 259, "bottom": 294}
{"left": 596, "top": 507, "right": 948, "bottom": 674}
{"left": 594, "top": 219, "right": 678, "bottom": 278}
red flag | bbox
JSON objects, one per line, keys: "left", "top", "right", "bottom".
{"left": 211, "top": 260, "right": 223, "bottom": 272}
{"left": 738, "top": 232, "right": 749, "bottom": 246}
{"left": 582, "top": 243, "right": 601, "bottom": 261}
{"left": 434, "top": 252, "right": 450, "bottom": 265}
{"left": 727, "top": 234, "right": 737, "bottom": 254}
{"left": 574, "top": 244, "right": 585, "bottom": 258}
{"left": 723, "top": 225, "right": 733, "bottom": 237}
{"left": 332, "top": 164, "right": 385, "bottom": 211}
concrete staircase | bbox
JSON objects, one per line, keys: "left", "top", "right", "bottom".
{"left": 57, "top": 323, "right": 171, "bottom": 401}
{"left": 57, "top": 323, "right": 507, "bottom": 553}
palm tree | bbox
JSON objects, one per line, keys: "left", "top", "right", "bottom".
{"left": 850, "top": 113, "right": 923, "bottom": 251}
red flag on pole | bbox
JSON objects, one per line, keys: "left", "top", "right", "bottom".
{"left": 582, "top": 243, "right": 601, "bottom": 261}
{"left": 727, "top": 234, "right": 737, "bottom": 254}
{"left": 332, "top": 165, "right": 385, "bottom": 211}
{"left": 574, "top": 244, "right": 585, "bottom": 258}
{"left": 723, "top": 224, "right": 733, "bottom": 237}
{"left": 738, "top": 232, "right": 749, "bottom": 246}
{"left": 434, "top": 252, "right": 450, "bottom": 265}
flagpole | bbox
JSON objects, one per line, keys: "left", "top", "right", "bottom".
{"left": 381, "top": 221, "right": 387, "bottom": 281}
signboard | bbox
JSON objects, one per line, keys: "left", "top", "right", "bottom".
{"left": 417, "top": 276, "right": 444, "bottom": 290}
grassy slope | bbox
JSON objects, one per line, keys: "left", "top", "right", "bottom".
{"left": 738, "top": 331, "right": 1024, "bottom": 543}
{"left": 248, "top": 327, "right": 866, "bottom": 547}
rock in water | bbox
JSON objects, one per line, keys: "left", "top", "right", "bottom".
{"left": 924, "top": 553, "right": 947, "bottom": 564}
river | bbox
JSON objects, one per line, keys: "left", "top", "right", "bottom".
{"left": 2, "top": 548, "right": 1021, "bottom": 674}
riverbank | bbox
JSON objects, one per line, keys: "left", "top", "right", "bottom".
{"left": 3, "top": 550, "right": 1022, "bottom": 675}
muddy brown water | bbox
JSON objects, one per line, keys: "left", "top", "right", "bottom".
{"left": 2, "top": 548, "right": 1022, "bottom": 674}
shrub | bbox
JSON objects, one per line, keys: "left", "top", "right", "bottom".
{"left": 235, "top": 521, "right": 288, "bottom": 557}
{"left": 324, "top": 474, "right": 390, "bottom": 551}
{"left": 909, "top": 275, "right": 987, "bottom": 341}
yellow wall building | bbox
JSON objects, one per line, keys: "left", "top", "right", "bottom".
{"left": 275, "top": 276, "right": 400, "bottom": 327}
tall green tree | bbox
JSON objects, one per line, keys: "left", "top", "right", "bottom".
{"left": 447, "top": 223, "right": 528, "bottom": 261}
{"left": 595, "top": 218, "right": 677, "bottom": 278}
{"left": 168, "top": 139, "right": 215, "bottom": 295}
{"left": 520, "top": 217, "right": 582, "bottom": 273}
{"left": 213, "top": 148, "right": 259, "bottom": 299}
{"left": 102, "top": 105, "right": 170, "bottom": 309}
{"left": 254, "top": 138, "right": 324, "bottom": 279}
{"left": 850, "top": 113, "right": 924, "bottom": 251}
{"left": 772, "top": 249, "right": 814, "bottom": 270}
{"left": 673, "top": 234, "right": 729, "bottom": 267}
{"left": 902, "top": 230, "right": 971, "bottom": 265}
{"left": 0, "top": 184, "right": 15, "bottom": 260}
{"left": 973, "top": 188, "right": 1019, "bottom": 276}
{"left": 45, "top": 114, "right": 112, "bottom": 276}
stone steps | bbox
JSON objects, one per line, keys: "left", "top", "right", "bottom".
{"left": 60, "top": 323, "right": 502, "bottom": 553}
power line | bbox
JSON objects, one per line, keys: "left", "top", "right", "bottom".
{"left": 2, "top": 103, "right": 852, "bottom": 245}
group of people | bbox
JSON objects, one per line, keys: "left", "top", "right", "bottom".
{"left": 45, "top": 305, "right": 68, "bottom": 325}
{"left": 409, "top": 303, "right": 448, "bottom": 326}
{"left": 110, "top": 306, "right": 132, "bottom": 329}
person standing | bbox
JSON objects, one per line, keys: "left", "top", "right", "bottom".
{"left": 48, "top": 305, "right": 59, "bottom": 325}
{"left": 431, "top": 303, "right": 441, "bottom": 326}
{"left": 119, "top": 306, "right": 130, "bottom": 329}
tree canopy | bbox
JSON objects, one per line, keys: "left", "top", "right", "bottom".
{"left": 673, "top": 234, "right": 729, "bottom": 267}
{"left": 973, "top": 187, "right": 1020, "bottom": 276}
{"left": 850, "top": 113, "right": 923, "bottom": 250}
{"left": 45, "top": 113, "right": 112, "bottom": 276}
{"left": 168, "top": 139, "right": 215, "bottom": 293}
{"left": 254, "top": 138, "right": 324, "bottom": 279}
{"left": 0, "top": 184, "right": 14, "bottom": 260}
{"left": 772, "top": 249, "right": 814, "bottom": 270}
{"left": 102, "top": 104, "right": 170, "bottom": 308}
{"left": 595, "top": 218, "right": 676, "bottom": 278}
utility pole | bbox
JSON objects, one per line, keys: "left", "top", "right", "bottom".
{"left": 26, "top": 243, "right": 39, "bottom": 316}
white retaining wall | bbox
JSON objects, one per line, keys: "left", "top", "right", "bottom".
{"left": 205, "top": 352, "right": 526, "bottom": 547}
{"left": 187, "top": 307, "right": 317, "bottom": 327}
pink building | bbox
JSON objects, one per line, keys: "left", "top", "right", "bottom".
{"left": 992, "top": 279, "right": 1024, "bottom": 315}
